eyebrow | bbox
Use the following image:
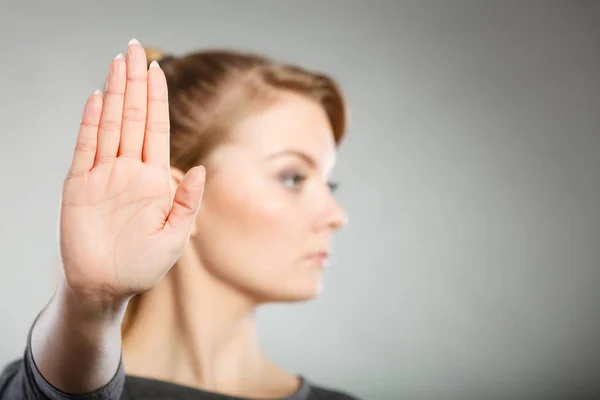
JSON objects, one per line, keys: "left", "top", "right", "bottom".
{"left": 266, "top": 149, "right": 317, "bottom": 168}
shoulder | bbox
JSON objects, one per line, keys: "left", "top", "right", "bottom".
{"left": 0, "top": 358, "right": 23, "bottom": 394}
{"left": 0, "top": 358, "right": 22, "bottom": 377}
{"left": 308, "top": 382, "right": 362, "bottom": 400}
{"left": 0, "top": 359, "right": 22, "bottom": 382}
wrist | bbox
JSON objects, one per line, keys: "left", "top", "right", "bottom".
{"left": 55, "top": 278, "right": 130, "bottom": 326}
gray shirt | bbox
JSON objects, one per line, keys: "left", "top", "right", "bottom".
{"left": 0, "top": 323, "right": 359, "bottom": 400}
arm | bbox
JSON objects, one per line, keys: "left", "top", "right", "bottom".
{"left": 30, "top": 282, "right": 127, "bottom": 395}
{"left": 1, "top": 38, "right": 204, "bottom": 400}
{"left": 0, "top": 285, "right": 126, "bottom": 399}
{"left": 0, "top": 283, "right": 127, "bottom": 400}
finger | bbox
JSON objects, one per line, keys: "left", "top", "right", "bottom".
{"left": 143, "top": 61, "right": 170, "bottom": 169}
{"left": 95, "top": 53, "right": 126, "bottom": 164}
{"left": 165, "top": 166, "right": 206, "bottom": 236}
{"left": 118, "top": 39, "right": 148, "bottom": 160}
{"left": 69, "top": 90, "right": 103, "bottom": 178}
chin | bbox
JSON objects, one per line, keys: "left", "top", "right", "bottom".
{"left": 255, "top": 275, "right": 324, "bottom": 304}
{"left": 277, "top": 287, "right": 323, "bottom": 303}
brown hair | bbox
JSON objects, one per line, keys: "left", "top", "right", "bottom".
{"left": 121, "top": 47, "right": 348, "bottom": 336}
{"left": 146, "top": 47, "right": 346, "bottom": 171}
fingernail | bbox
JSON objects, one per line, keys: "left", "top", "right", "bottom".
{"left": 149, "top": 60, "right": 160, "bottom": 69}
{"left": 115, "top": 53, "right": 124, "bottom": 59}
{"left": 94, "top": 89, "right": 103, "bottom": 96}
{"left": 128, "top": 38, "right": 140, "bottom": 46}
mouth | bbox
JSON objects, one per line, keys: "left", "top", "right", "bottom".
{"left": 304, "top": 251, "right": 330, "bottom": 267}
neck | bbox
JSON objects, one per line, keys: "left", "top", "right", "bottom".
{"left": 121, "top": 248, "right": 299, "bottom": 397}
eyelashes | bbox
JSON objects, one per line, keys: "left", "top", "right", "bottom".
{"left": 327, "top": 181, "right": 340, "bottom": 193}
{"left": 279, "top": 172, "right": 339, "bottom": 193}
{"left": 280, "top": 173, "right": 307, "bottom": 189}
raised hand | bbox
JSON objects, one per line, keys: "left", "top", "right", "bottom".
{"left": 59, "top": 39, "right": 205, "bottom": 307}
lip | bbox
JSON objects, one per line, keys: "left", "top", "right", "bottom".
{"left": 304, "top": 251, "right": 330, "bottom": 266}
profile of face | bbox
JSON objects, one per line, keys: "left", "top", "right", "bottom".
{"left": 184, "top": 91, "right": 347, "bottom": 303}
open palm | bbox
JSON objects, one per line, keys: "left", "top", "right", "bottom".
{"left": 59, "top": 40, "right": 205, "bottom": 303}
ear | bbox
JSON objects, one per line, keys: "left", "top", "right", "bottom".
{"left": 169, "top": 166, "right": 199, "bottom": 237}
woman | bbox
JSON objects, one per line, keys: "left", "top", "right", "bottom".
{"left": 0, "top": 38, "right": 358, "bottom": 400}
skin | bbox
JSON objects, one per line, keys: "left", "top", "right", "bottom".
{"left": 123, "top": 90, "right": 347, "bottom": 398}
{"left": 30, "top": 40, "right": 346, "bottom": 399}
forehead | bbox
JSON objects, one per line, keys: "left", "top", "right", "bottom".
{"left": 224, "top": 92, "right": 337, "bottom": 158}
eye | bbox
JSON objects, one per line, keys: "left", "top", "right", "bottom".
{"left": 327, "top": 181, "right": 340, "bottom": 193}
{"left": 280, "top": 173, "right": 307, "bottom": 189}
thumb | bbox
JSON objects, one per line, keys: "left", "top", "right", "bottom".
{"left": 165, "top": 165, "right": 206, "bottom": 237}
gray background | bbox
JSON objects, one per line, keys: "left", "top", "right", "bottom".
{"left": 1, "top": 1, "right": 599, "bottom": 398}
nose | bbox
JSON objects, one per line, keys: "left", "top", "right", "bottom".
{"left": 319, "top": 196, "right": 348, "bottom": 232}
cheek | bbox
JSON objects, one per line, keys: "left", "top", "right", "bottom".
{"left": 191, "top": 175, "right": 324, "bottom": 301}
{"left": 220, "top": 182, "right": 299, "bottom": 241}
{"left": 195, "top": 180, "right": 305, "bottom": 275}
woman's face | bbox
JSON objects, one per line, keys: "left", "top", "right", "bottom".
{"left": 191, "top": 91, "right": 347, "bottom": 303}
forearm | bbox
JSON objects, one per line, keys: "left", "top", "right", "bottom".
{"left": 30, "top": 279, "right": 127, "bottom": 395}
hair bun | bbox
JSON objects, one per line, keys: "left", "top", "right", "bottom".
{"left": 144, "top": 47, "right": 167, "bottom": 67}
